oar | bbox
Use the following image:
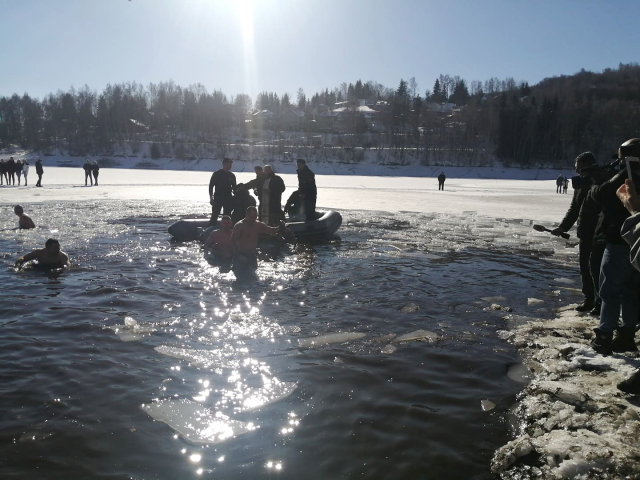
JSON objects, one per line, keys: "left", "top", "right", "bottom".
{"left": 533, "top": 224, "right": 570, "bottom": 239}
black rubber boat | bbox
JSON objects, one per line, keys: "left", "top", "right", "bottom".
{"left": 168, "top": 210, "right": 342, "bottom": 242}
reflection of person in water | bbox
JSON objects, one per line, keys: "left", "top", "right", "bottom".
{"left": 231, "top": 206, "right": 284, "bottom": 274}
{"left": 14, "top": 205, "right": 35, "bottom": 229}
{"left": 231, "top": 183, "right": 256, "bottom": 224}
{"left": 15, "top": 238, "right": 69, "bottom": 270}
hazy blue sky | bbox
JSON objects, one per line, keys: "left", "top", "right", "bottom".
{"left": 1, "top": 0, "right": 639, "bottom": 101}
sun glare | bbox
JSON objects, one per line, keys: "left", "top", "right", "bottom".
{"left": 236, "top": 0, "right": 257, "bottom": 99}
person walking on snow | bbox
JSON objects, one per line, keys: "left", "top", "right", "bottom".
{"left": 22, "top": 160, "right": 29, "bottom": 186}
{"left": 438, "top": 172, "right": 446, "bottom": 191}
{"left": 563, "top": 176, "right": 569, "bottom": 194}
{"left": 92, "top": 161, "right": 100, "bottom": 186}
{"left": 556, "top": 174, "right": 564, "bottom": 194}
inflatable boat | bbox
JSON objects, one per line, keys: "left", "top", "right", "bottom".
{"left": 168, "top": 210, "right": 342, "bottom": 243}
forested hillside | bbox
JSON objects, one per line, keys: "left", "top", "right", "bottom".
{"left": 1, "top": 63, "right": 638, "bottom": 167}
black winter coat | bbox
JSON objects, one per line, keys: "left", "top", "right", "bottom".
{"left": 558, "top": 176, "right": 596, "bottom": 239}
{"left": 590, "top": 171, "right": 634, "bottom": 246}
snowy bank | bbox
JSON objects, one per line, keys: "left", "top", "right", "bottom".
{"left": 6, "top": 149, "right": 575, "bottom": 180}
{"left": 493, "top": 306, "right": 640, "bottom": 478}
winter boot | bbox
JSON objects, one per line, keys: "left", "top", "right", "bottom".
{"left": 611, "top": 327, "right": 638, "bottom": 353}
{"left": 590, "top": 301, "right": 601, "bottom": 316}
{"left": 618, "top": 370, "right": 640, "bottom": 395}
{"left": 591, "top": 328, "right": 613, "bottom": 355}
{"left": 575, "top": 298, "right": 595, "bottom": 313}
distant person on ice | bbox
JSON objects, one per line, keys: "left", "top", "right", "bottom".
{"left": 7, "top": 157, "right": 16, "bottom": 185}
{"left": 231, "top": 206, "right": 285, "bottom": 275}
{"left": 260, "top": 165, "right": 285, "bottom": 226}
{"left": 208, "top": 158, "right": 236, "bottom": 226}
{"left": 552, "top": 152, "right": 605, "bottom": 314}
{"left": 15, "top": 238, "right": 69, "bottom": 270}
{"left": 0, "top": 159, "right": 7, "bottom": 185}
{"left": 563, "top": 176, "right": 569, "bottom": 194}
{"left": 15, "top": 160, "right": 23, "bottom": 185}
{"left": 83, "top": 159, "right": 93, "bottom": 186}
{"left": 556, "top": 174, "right": 564, "bottom": 194}
{"left": 14, "top": 205, "right": 35, "bottom": 229}
{"left": 296, "top": 159, "right": 317, "bottom": 220}
{"left": 22, "top": 160, "right": 29, "bottom": 186}
{"left": 438, "top": 172, "right": 446, "bottom": 191}
{"left": 35, "top": 159, "right": 43, "bottom": 187}
{"left": 92, "top": 161, "right": 100, "bottom": 186}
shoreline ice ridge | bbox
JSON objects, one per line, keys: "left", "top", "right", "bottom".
{"left": 493, "top": 304, "right": 640, "bottom": 478}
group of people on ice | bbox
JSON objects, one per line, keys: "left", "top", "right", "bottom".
{"left": 205, "top": 158, "right": 317, "bottom": 275}
{"left": 552, "top": 138, "right": 640, "bottom": 394}
{"left": 1, "top": 157, "right": 44, "bottom": 187}
{"left": 83, "top": 159, "right": 100, "bottom": 186}
{"left": 555, "top": 174, "right": 570, "bottom": 193}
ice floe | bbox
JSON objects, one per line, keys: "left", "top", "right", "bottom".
{"left": 141, "top": 398, "right": 256, "bottom": 445}
{"left": 391, "top": 329, "right": 439, "bottom": 343}
{"left": 105, "top": 316, "right": 156, "bottom": 342}
{"left": 298, "top": 332, "right": 367, "bottom": 348}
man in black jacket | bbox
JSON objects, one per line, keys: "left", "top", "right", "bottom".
{"left": 260, "top": 165, "right": 285, "bottom": 226}
{"left": 552, "top": 152, "right": 603, "bottom": 312}
{"left": 589, "top": 144, "right": 640, "bottom": 355}
{"left": 35, "top": 159, "right": 44, "bottom": 187}
{"left": 296, "top": 159, "right": 316, "bottom": 220}
{"left": 209, "top": 158, "right": 236, "bottom": 226}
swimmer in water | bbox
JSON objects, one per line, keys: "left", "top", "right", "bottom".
{"left": 14, "top": 205, "right": 35, "bottom": 229}
{"left": 231, "top": 206, "right": 285, "bottom": 273}
{"left": 204, "top": 215, "right": 233, "bottom": 272}
{"left": 15, "top": 238, "right": 69, "bottom": 270}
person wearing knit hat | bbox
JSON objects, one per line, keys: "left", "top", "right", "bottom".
{"left": 552, "top": 151, "right": 605, "bottom": 313}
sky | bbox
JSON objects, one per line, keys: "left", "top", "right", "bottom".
{"left": 1, "top": 0, "right": 639, "bottom": 102}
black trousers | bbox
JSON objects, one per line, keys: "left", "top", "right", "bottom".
{"left": 210, "top": 197, "right": 233, "bottom": 225}
{"left": 438, "top": 181, "right": 444, "bottom": 191}
{"left": 580, "top": 239, "right": 605, "bottom": 302}
{"left": 303, "top": 196, "right": 316, "bottom": 220}
{"left": 36, "top": 173, "right": 42, "bottom": 186}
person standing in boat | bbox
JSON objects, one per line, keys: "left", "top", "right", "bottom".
{"left": 209, "top": 158, "right": 236, "bottom": 226}
{"left": 92, "top": 161, "right": 100, "bottom": 186}
{"left": 260, "top": 165, "right": 285, "bottom": 226}
{"left": 438, "top": 172, "right": 446, "bottom": 191}
{"left": 246, "top": 166, "right": 265, "bottom": 207}
{"left": 296, "top": 159, "right": 316, "bottom": 220}
{"left": 35, "top": 159, "right": 44, "bottom": 187}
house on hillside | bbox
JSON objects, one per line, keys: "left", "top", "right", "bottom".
{"left": 427, "top": 102, "right": 456, "bottom": 114}
{"left": 252, "top": 109, "right": 274, "bottom": 130}
{"left": 282, "top": 107, "right": 305, "bottom": 131}
{"left": 128, "top": 119, "right": 149, "bottom": 134}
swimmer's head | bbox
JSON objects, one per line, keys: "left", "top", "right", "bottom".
{"left": 245, "top": 206, "right": 258, "bottom": 222}
{"left": 220, "top": 215, "right": 232, "bottom": 229}
{"left": 45, "top": 238, "right": 60, "bottom": 252}
{"left": 14, "top": 205, "right": 24, "bottom": 216}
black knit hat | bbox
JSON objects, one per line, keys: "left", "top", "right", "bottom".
{"left": 575, "top": 151, "right": 597, "bottom": 170}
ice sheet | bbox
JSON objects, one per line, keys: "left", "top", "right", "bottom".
{"left": 298, "top": 332, "right": 367, "bottom": 348}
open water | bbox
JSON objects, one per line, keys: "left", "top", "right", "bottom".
{"left": 0, "top": 199, "right": 580, "bottom": 479}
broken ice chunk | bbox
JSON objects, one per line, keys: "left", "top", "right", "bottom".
{"left": 481, "top": 399, "right": 496, "bottom": 411}
{"left": 298, "top": 332, "right": 366, "bottom": 348}
{"left": 391, "top": 330, "right": 439, "bottom": 343}
{"left": 141, "top": 398, "right": 255, "bottom": 444}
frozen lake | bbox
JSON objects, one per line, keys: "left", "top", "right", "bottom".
{"left": 0, "top": 169, "right": 580, "bottom": 479}
{"left": 1, "top": 166, "right": 572, "bottom": 222}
